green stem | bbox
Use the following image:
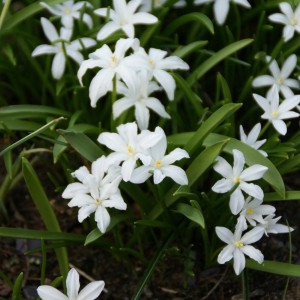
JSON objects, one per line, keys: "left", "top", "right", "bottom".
{"left": 110, "top": 75, "right": 117, "bottom": 131}
{"left": 242, "top": 269, "right": 249, "bottom": 300}
{"left": 258, "top": 121, "right": 270, "bottom": 138}
{"left": 0, "top": 0, "right": 11, "bottom": 31}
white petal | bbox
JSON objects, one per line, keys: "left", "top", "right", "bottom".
{"left": 82, "top": 13, "right": 93, "bottom": 29}
{"left": 240, "top": 165, "right": 268, "bottom": 181}
{"left": 144, "top": 97, "right": 171, "bottom": 119}
{"left": 95, "top": 206, "right": 110, "bottom": 233}
{"left": 213, "top": 156, "right": 233, "bottom": 179}
{"left": 153, "top": 69, "right": 176, "bottom": 100}
{"left": 113, "top": 98, "right": 135, "bottom": 118}
{"left": 61, "top": 15, "right": 73, "bottom": 29}
{"left": 122, "top": 158, "right": 137, "bottom": 182}
{"left": 66, "top": 49, "right": 83, "bottom": 65}
{"left": 229, "top": 188, "right": 245, "bottom": 215}
{"left": 153, "top": 169, "right": 165, "bottom": 184}
{"left": 233, "top": 248, "right": 245, "bottom": 275}
{"left": 97, "top": 21, "right": 121, "bottom": 40}
{"left": 135, "top": 102, "right": 150, "bottom": 130}
{"left": 132, "top": 12, "right": 158, "bottom": 24}
{"left": 242, "top": 245, "right": 264, "bottom": 263}
{"left": 278, "top": 96, "right": 300, "bottom": 113}
{"left": 284, "top": 78, "right": 300, "bottom": 89}
{"left": 271, "top": 224, "right": 294, "bottom": 234}
{"left": 122, "top": 24, "right": 135, "bottom": 38}
{"left": 240, "top": 182, "right": 264, "bottom": 200}
{"left": 281, "top": 54, "right": 297, "bottom": 78}
{"left": 77, "top": 59, "right": 100, "bottom": 85}
{"left": 241, "top": 226, "right": 264, "bottom": 244}
{"left": 214, "top": 0, "right": 230, "bottom": 25}
{"left": 162, "top": 148, "right": 189, "bottom": 165}
{"left": 268, "top": 13, "right": 288, "bottom": 25}
{"left": 283, "top": 25, "right": 295, "bottom": 42}
{"left": 252, "top": 75, "right": 275, "bottom": 87}
{"left": 78, "top": 205, "right": 97, "bottom": 222}
{"left": 279, "top": 111, "right": 299, "bottom": 119}
{"left": 212, "top": 178, "right": 233, "bottom": 193}
{"left": 215, "top": 226, "right": 234, "bottom": 244}
{"left": 68, "top": 194, "right": 95, "bottom": 208}
{"left": 51, "top": 53, "right": 66, "bottom": 80}
{"left": 272, "top": 119, "right": 287, "bottom": 135}
{"left": 246, "top": 123, "right": 261, "bottom": 144}
{"left": 232, "top": 149, "right": 245, "bottom": 177}
{"left": 130, "top": 166, "right": 153, "bottom": 183}
{"left": 280, "top": 2, "right": 294, "bottom": 19}
{"left": 268, "top": 59, "right": 281, "bottom": 79}
{"left": 37, "top": 286, "right": 69, "bottom": 300}
{"left": 71, "top": 38, "right": 96, "bottom": 50}
{"left": 253, "top": 93, "right": 271, "bottom": 113}
{"left": 77, "top": 281, "right": 105, "bottom": 300}
{"left": 156, "top": 56, "right": 189, "bottom": 70}
{"left": 103, "top": 195, "right": 127, "bottom": 210}
{"left": 233, "top": 0, "right": 251, "bottom": 8}
{"left": 40, "top": 2, "right": 61, "bottom": 16}
{"left": 62, "top": 183, "right": 89, "bottom": 199}
{"left": 66, "top": 269, "right": 80, "bottom": 299}
{"left": 217, "top": 245, "right": 234, "bottom": 264}
{"left": 98, "top": 132, "right": 126, "bottom": 153}
{"left": 138, "top": 127, "right": 163, "bottom": 149}
{"left": 41, "top": 17, "right": 59, "bottom": 42}
{"left": 161, "top": 165, "right": 188, "bottom": 185}
{"left": 32, "top": 45, "right": 57, "bottom": 56}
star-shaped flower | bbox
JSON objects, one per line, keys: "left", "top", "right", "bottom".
{"left": 239, "top": 123, "right": 267, "bottom": 157}
{"left": 139, "top": 0, "right": 186, "bottom": 12}
{"left": 252, "top": 55, "right": 300, "bottom": 98}
{"left": 113, "top": 70, "right": 170, "bottom": 130}
{"left": 94, "top": 0, "right": 158, "bottom": 40}
{"left": 269, "top": 2, "right": 300, "bottom": 42}
{"left": 259, "top": 214, "right": 294, "bottom": 236}
{"left": 32, "top": 17, "right": 96, "bottom": 79}
{"left": 212, "top": 149, "right": 268, "bottom": 215}
{"left": 37, "top": 268, "right": 105, "bottom": 300}
{"left": 40, "top": 1, "right": 93, "bottom": 29}
{"left": 216, "top": 223, "right": 264, "bottom": 275}
{"left": 130, "top": 127, "right": 189, "bottom": 184}
{"left": 194, "top": 0, "right": 251, "bottom": 25}
{"left": 253, "top": 85, "right": 300, "bottom": 135}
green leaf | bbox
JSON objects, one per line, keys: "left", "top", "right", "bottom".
{"left": 0, "top": 227, "right": 85, "bottom": 243}
{"left": 172, "top": 41, "right": 208, "bottom": 59}
{"left": 188, "top": 39, "right": 253, "bottom": 86}
{"left": 264, "top": 191, "right": 300, "bottom": 202}
{"left": 1, "top": 0, "right": 67, "bottom": 34}
{"left": 247, "top": 260, "right": 300, "bottom": 277}
{"left": 174, "top": 203, "right": 205, "bottom": 228}
{"left": 12, "top": 272, "right": 23, "bottom": 300}
{"left": 22, "top": 157, "right": 69, "bottom": 279}
{"left": 3, "top": 151, "right": 12, "bottom": 179}
{"left": 217, "top": 73, "right": 232, "bottom": 102}
{"left": 203, "top": 133, "right": 285, "bottom": 198}
{"left": 58, "top": 129, "right": 105, "bottom": 162}
{"left": 164, "top": 13, "right": 214, "bottom": 35}
{"left": 184, "top": 103, "right": 242, "bottom": 156}
{"left": 1, "top": 117, "right": 64, "bottom": 156}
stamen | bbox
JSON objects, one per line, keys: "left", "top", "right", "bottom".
{"left": 155, "top": 160, "right": 162, "bottom": 168}
{"left": 234, "top": 177, "right": 241, "bottom": 183}
{"left": 246, "top": 208, "right": 254, "bottom": 214}
{"left": 235, "top": 241, "right": 244, "bottom": 247}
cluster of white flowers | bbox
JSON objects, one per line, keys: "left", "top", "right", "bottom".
{"left": 212, "top": 149, "right": 293, "bottom": 275}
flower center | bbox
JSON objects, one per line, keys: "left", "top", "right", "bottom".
{"left": 155, "top": 160, "right": 162, "bottom": 168}
{"left": 233, "top": 177, "right": 241, "bottom": 183}
{"left": 111, "top": 54, "right": 117, "bottom": 63}
{"left": 64, "top": 6, "right": 71, "bottom": 15}
{"left": 277, "top": 76, "right": 284, "bottom": 85}
{"left": 95, "top": 198, "right": 102, "bottom": 205}
{"left": 148, "top": 59, "right": 154, "bottom": 67}
{"left": 246, "top": 208, "right": 254, "bottom": 214}
{"left": 290, "top": 17, "right": 298, "bottom": 25}
{"left": 272, "top": 110, "right": 278, "bottom": 118}
{"left": 235, "top": 241, "right": 244, "bottom": 248}
{"left": 127, "top": 145, "right": 134, "bottom": 155}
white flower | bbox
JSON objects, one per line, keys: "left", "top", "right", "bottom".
{"left": 40, "top": 1, "right": 93, "bottom": 29}
{"left": 32, "top": 18, "right": 96, "bottom": 80}
{"left": 212, "top": 149, "right": 268, "bottom": 215}
{"left": 216, "top": 223, "right": 264, "bottom": 275}
{"left": 259, "top": 214, "right": 294, "bottom": 236}
{"left": 269, "top": 2, "right": 300, "bottom": 42}
{"left": 113, "top": 71, "right": 170, "bottom": 130}
{"left": 237, "top": 197, "right": 276, "bottom": 230}
{"left": 252, "top": 55, "right": 300, "bottom": 98}
{"left": 239, "top": 123, "right": 267, "bottom": 157}
{"left": 124, "top": 47, "right": 189, "bottom": 100}
{"left": 139, "top": 0, "right": 186, "bottom": 12}
{"left": 253, "top": 85, "right": 300, "bottom": 135}
{"left": 37, "top": 268, "right": 105, "bottom": 300}
{"left": 77, "top": 38, "right": 138, "bottom": 107}
{"left": 98, "top": 122, "right": 163, "bottom": 182}
{"left": 94, "top": 0, "right": 158, "bottom": 40}
{"left": 130, "top": 127, "right": 189, "bottom": 184}
{"left": 194, "top": 0, "right": 251, "bottom": 25}
{"left": 62, "top": 157, "right": 126, "bottom": 233}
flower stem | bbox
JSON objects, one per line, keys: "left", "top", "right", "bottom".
{"left": 0, "top": 0, "right": 11, "bottom": 31}
{"left": 242, "top": 268, "right": 249, "bottom": 300}
{"left": 258, "top": 121, "right": 270, "bottom": 138}
{"left": 110, "top": 75, "right": 117, "bottom": 131}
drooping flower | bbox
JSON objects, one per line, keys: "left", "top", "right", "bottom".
{"left": 98, "top": 122, "right": 163, "bottom": 182}
{"left": 124, "top": 47, "right": 189, "bottom": 100}
{"left": 212, "top": 149, "right": 268, "bottom": 215}
{"left": 62, "top": 156, "right": 126, "bottom": 233}
{"left": 194, "top": 0, "right": 251, "bottom": 25}
{"left": 32, "top": 18, "right": 96, "bottom": 80}
{"left": 269, "top": 2, "right": 300, "bottom": 42}
{"left": 37, "top": 268, "right": 105, "bottom": 300}
{"left": 253, "top": 85, "right": 300, "bottom": 135}
{"left": 252, "top": 55, "right": 300, "bottom": 98}
{"left": 130, "top": 127, "right": 189, "bottom": 184}
{"left": 239, "top": 123, "right": 267, "bottom": 157}
{"left": 94, "top": 0, "right": 158, "bottom": 40}
{"left": 77, "top": 38, "right": 138, "bottom": 107}
{"left": 139, "top": 0, "right": 186, "bottom": 12}
{"left": 216, "top": 223, "right": 264, "bottom": 275}
{"left": 113, "top": 70, "right": 170, "bottom": 130}
{"left": 259, "top": 214, "right": 294, "bottom": 236}
{"left": 237, "top": 197, "right": 276, "bottom": 230}
{"left": 40, "top": 1, "right": 93, "bottom": 29}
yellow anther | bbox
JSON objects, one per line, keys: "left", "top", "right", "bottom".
{"left": 95, "top": 198, "right": 101, "bottom": 205}
{"left": 148, "top": 59, "right": 154, "bottom": 66}
{"left": 127, "top": 145, "right": 134, "bottom": 154}
{"left": 64, "top": 7, "right": 71, "bottom": 15}
{"left": 155, "top": 160, "right": 162, "bottom": 168}
{"left": 235, "top": 241, "right": 244, "bottom": 248}
{"left": 246, "top": 208, "right": 254, "bottom": 214}
{"left": 272, "top": 110, "right": 278, "bottom": 117}
{"left": 111, "top": 54, "right": 117, "bottom": 63}
{"left": 291, "top": 17, "right": 298, "bottom": 25}
{"left": 234, "top": 177, "right": 241, "bottom": 183}
{"left": 277, "top": 76, "right": 284, "bottom": 85}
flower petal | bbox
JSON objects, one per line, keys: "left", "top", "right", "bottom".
{"left": 212, "top": 178, "right": 233, "bottom": 193}
{"left": 272, "top": 119, "right": 287, "bottom": 135}
{"left": 232, "top": 149, "right": 245, "bottom": 177}
{"left": 62, "top": 183, "right": 89, "bottom": 199}
{"left": 95, "top": 206, "right": 110, "bottom": 233}
{"left": 252, "top": 75, "right": 275, "bottom": 87}
{"left": 130, "top": 166, "right": 153, "bottom": 183}
{"left": 41, "top": 17, "right": 59, "bottom": 42}
{"left": 161, "top": 165, "right": 188, "bottom": 185}
{"left": 215, "top": 226, "right": 234, "bottom": 244}
{"left": 241, "top": 226, "right": 264, "bottom": 244}
{"left": 214, "top": 0, "right": 230, "bottom": 25}
{"left": 229, "top": 188, "right": 245, "bottom": 215}
{"left": 51, "top": 53, "right": 66, "bottom": 80}
{"left": 37, "top": 286, "right": 69, "bottom": 300}
{"left": 32, "top": 45, "right": 57, "bottom": 56}
{"left": 153, "top": 69, "right": 176, "bottom": 100}
{"left": 217, "top": 244, "right": 234, "bottom": 264}
{"left": 240, "top": 165, "right": 268, "bottom": 181}
{"left": 240, "top": 182, "right": 264, "bottom": 200}
{"left": 233, "top": 248, "right": 245, "bottom": 275}
{"left": 77, "top": 281, "right": 105, "bottom": 300}
{"left": 213, "top": 156, "right": 233, "bottom": 179}
{"left": 97, "top": 21, "right": 121, "bottom": 40}
{"left": 66, "top": 268, "right": 80, "bottom": 299}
